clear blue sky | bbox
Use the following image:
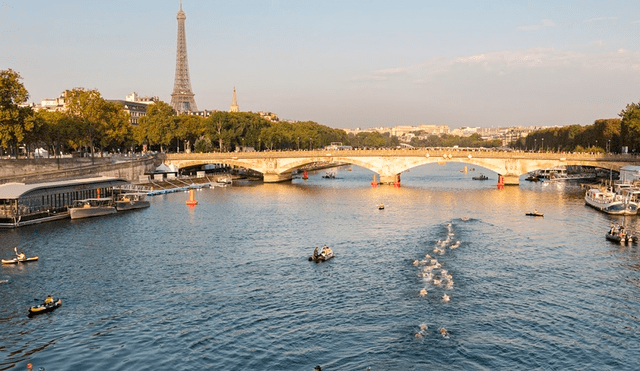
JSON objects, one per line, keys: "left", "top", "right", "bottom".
{"left": 1, "top": 0, "right": 639, "bottom": 129}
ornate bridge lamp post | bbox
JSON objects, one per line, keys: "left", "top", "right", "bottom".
{"left": 534, "top": 139, "right": 537, "bottom": 152}
{"left": 541, "top": 138, "right": 544, "bottom": 152}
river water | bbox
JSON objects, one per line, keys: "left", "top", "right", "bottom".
{"left": 1, "top": 164, "right": 639, "bottom": 370}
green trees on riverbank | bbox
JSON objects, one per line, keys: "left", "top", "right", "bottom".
{"left": 521, "top": 104, "right": 640, "bottom": 154}
{"left": 4, "top": 67, "right": 640, "bottom": 156}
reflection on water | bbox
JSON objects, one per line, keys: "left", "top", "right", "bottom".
{"left": 1, "top": 163, "right": 640, "bottom": 370}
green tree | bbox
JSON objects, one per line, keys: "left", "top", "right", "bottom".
{"left": 0, "top": 68, "right": 34, "bottom": 157}
{"left": 134, "top": 101, "right": 177, "bottom": 152}
{"left": 620, "top": 101, "right": 640, "bottom": 153}
{"left": 176, "top": 114, "right": 204, "bottom": 152}
{"left": 65, "top": 88, "right": 129, "bottom": 156}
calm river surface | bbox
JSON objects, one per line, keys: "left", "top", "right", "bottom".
{"left": 1, "top": 164, "right": 639, "bottom": 370}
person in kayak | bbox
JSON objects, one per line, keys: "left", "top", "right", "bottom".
{"left": 14, "top": 247, "right": 25, "bottom": 261}
{"left": 44, "top": 296, "right": 54, "bottom": 305}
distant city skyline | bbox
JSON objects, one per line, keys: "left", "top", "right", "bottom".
{"left": 1, "top": 1, "right": 639, "bottom": 129}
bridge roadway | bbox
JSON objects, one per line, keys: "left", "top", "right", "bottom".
{"left": 165, "top": 149, "right": 640, "bottom": 185}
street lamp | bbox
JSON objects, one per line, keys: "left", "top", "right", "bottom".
{"left": 534, "top": 139, "right": 537, "bottom": 152}
{"left": 596, "top": 139, "right": 598, "bottom": 153}
{"left": 297, "top": 136, "right": 300, "bottom": 151}
{"left": 541, "top": 138, "right": 544, "bottom": 152}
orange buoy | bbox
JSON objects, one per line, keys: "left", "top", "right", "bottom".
{"left": 371, "top": 174, "right": 379, "bottom": 187}
{"left": 302, "top": 170, "right": 308, "bottom": 180}
{"left": 186, "top": 188, "right": 198, "bottom": 206}
{"left": 497, "top": 175, "right": 505, "bottom": 190}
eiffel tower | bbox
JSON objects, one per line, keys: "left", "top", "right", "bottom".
{"left": 170, "top": 0, "right": 198, "bottom": 113}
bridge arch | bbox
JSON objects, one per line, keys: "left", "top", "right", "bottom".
{"left": 164, "top": 151, "right": 632, "bottom": 185}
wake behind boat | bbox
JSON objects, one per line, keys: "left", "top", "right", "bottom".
{"left": 69, "top": 198, "right": 117, "bottom": 220}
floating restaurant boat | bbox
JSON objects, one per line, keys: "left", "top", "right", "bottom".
{"left": 0, "top": 177, "right": 127, "bottom": 228}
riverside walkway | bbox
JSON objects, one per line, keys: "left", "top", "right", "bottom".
{"left": 165, "top": 149, "right": 640, "bottom": 185}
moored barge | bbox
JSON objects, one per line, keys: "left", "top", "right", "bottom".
{"left": 0, "top": 177, "right": 127, "bottom": 228}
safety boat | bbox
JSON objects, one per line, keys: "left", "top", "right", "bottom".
{"left": 525, "top": 211, "right": 544, "bottom": 217}
{"left": 28, "top": 298, "right": 62, "bottom": 316}
{"left": 309, "top": 247, "right": 335, "bottom": 262}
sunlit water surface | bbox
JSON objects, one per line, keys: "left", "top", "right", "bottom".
{"left": 1, "top": 164, "right": 639, "bottom": 370}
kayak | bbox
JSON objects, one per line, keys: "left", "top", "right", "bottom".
{"left": 525, "top": 212, "right": 544, "bottom": 217}
{"left": 28, "top": 299, "right": 62, "bottom": 316}
{"left": 2, "top": 256, "right": 39, "bottom": 264}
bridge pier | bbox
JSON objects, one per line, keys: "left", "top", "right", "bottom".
{"left": 502, "top": 174, "right": 520, "bottom": 185}
{"left": 380, "top": 174, "right": 400, "bottom": 185}
{"left": 263, "top": 173, "right": 293, "bottom": 183}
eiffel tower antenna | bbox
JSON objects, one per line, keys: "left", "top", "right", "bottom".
{"left": 171, "top": 0, "right": 198, "bottom": 113}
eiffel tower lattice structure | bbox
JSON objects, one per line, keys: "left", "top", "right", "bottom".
{"left": 170, "top": 1, "right": 198, "bottom": 113}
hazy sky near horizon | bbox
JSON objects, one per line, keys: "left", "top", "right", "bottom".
{"left": 1, "top": 0, "right": 639, "bottom": 129}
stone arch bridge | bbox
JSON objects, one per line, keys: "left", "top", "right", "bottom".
{"left": 164, "top": 150, "right": 640, "bottom": 185}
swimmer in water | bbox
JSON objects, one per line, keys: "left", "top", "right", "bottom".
{"left": 443, "top": 294, "right": 450, "bottom": 302}
{"left": 419, "top": 288, "right": 428, "bottom": 297}
{"left": 440, "top": 328, "right": 449, "bottom": 337}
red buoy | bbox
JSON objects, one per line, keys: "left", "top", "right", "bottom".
{"left": 303, "top": 170, "right": 308, "bottom": 180}
{"left": 371, "top": 174, "right": 379, "bottom": 187}
{"left": 186, "top": 189, "right": 198, "bottom": 206}
{"left": 497, "top": 175, "right": 505, "bottom": 190}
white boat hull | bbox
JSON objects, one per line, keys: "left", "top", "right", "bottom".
{"left": 115, "top": 200, "right": 150, "bottom": 211}
{"left": 69, "top": 206, "right": 117, "bottom": 219}
{"left": 585, "top": 189, "right": 638, "bottom": 215}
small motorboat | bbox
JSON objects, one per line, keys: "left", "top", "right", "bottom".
{"left": 472, "top": 174, "right": 489, "bottom": 180}
{"left": 309, "top": 247, "right": 335, "bottom": 262}
{"left": 606, "top": 231, "right": 636, "bottom": 244}
{"left": 2, "top": 256, "right": 39, "bottom": 264}
{"left": 28, "top": 298, "right": 62, "bottom": 316}
{"left": 525, "top": 211, "right": 544, "bottom": 217}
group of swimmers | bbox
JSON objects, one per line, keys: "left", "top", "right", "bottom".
{"left": 413, "top": 222, "right": 460, "bottom": 339}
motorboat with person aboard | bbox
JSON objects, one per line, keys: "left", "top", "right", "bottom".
{"left": 309, "top": 245, "right": 335, "bottom": 262}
